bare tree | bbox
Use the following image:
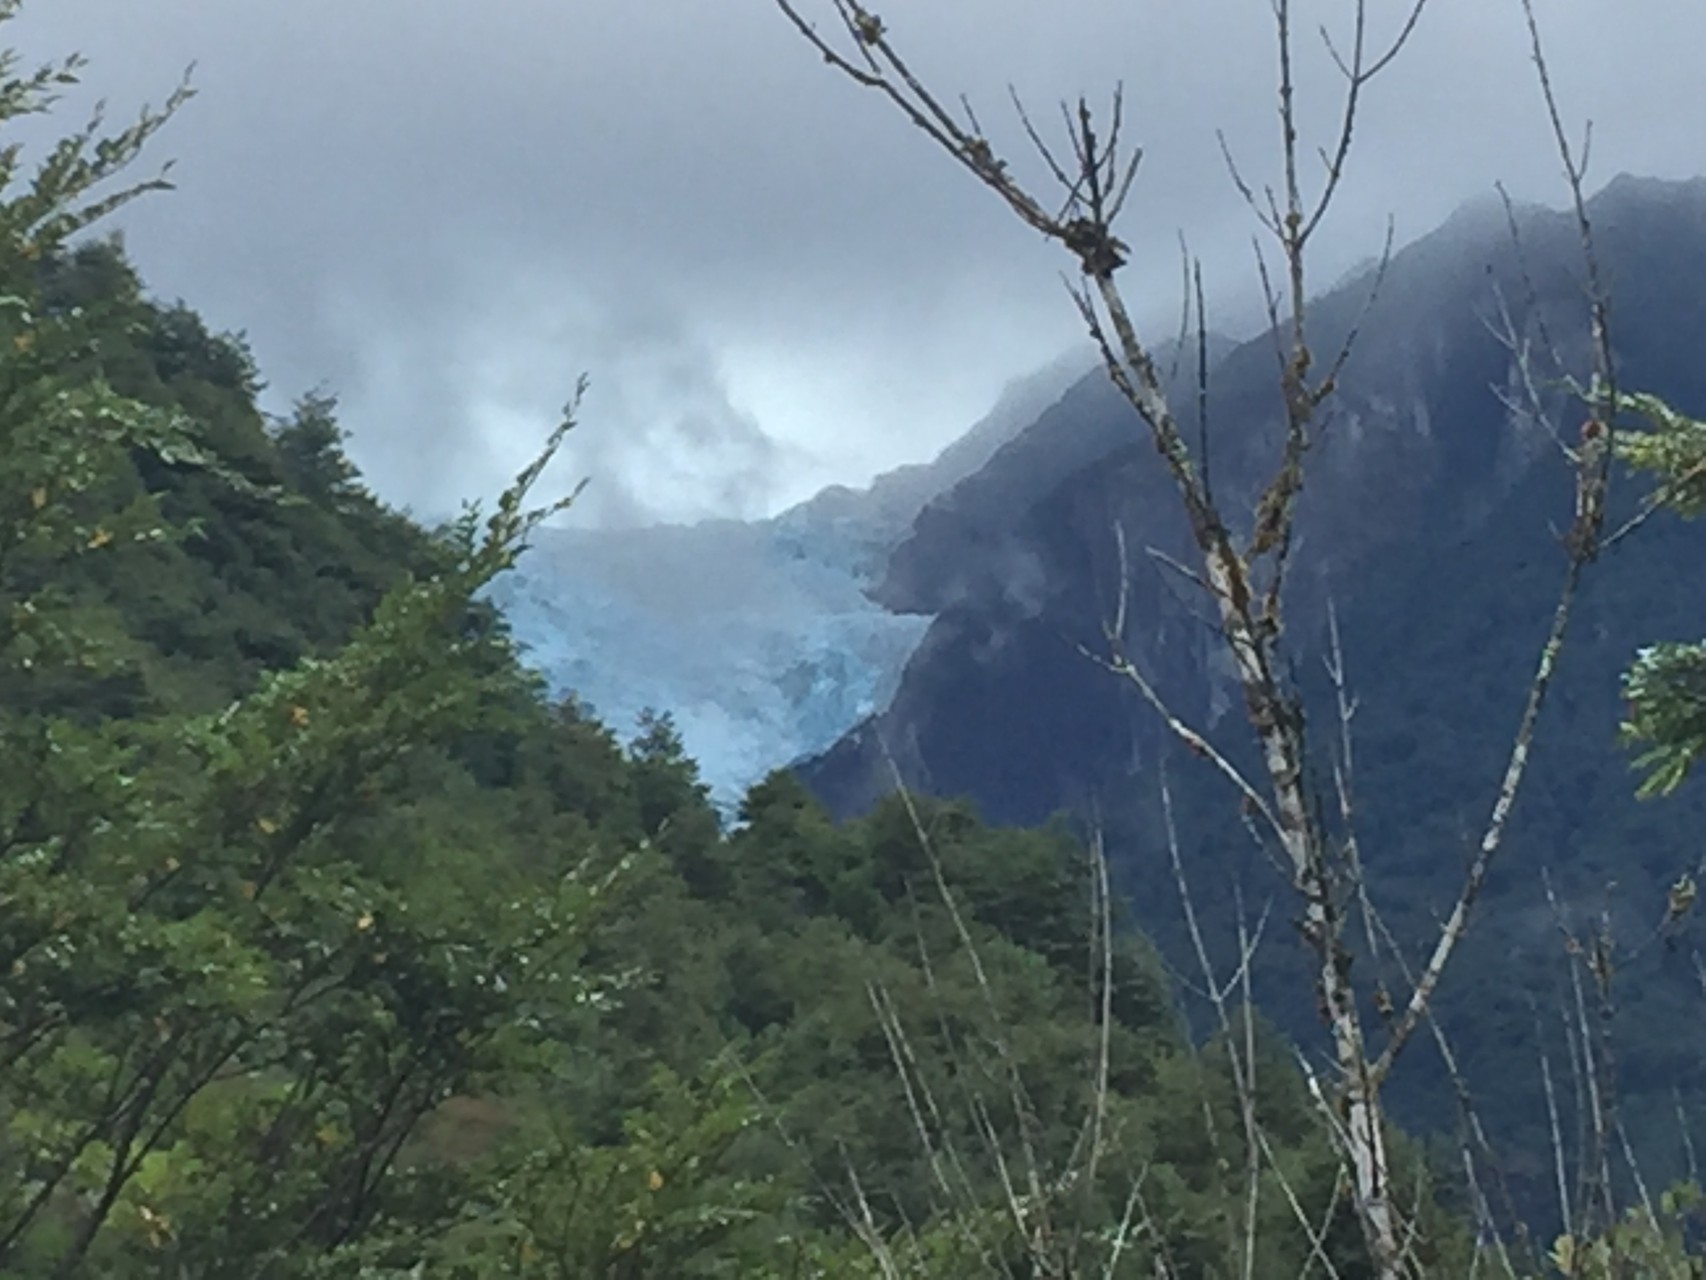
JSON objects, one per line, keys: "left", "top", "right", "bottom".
{"left": 769, "top": 2, "right": 1623, "bottom": 1274}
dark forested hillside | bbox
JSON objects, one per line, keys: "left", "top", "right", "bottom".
{"left": 798, "top": 176, "right": 1706, "bottom": 1213}
{"left": 7, "top": 240, "right": 429, "bottom": 718}
{"left": 804, "top": 178, "right": 1706, "bottom": 827}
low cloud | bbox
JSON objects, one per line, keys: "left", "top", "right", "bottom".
{"left": 12, "top": 0, "right": 1706, "bottom": 525}
{"left": 320, "top": 266, "right": 798, "bottom": 527}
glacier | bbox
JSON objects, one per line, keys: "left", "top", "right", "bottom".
{"left": 483, "top": 510, "right": 931, "bottom": 811}
{"left": 483, "top": 350, "right": 1091, "bottom": 814}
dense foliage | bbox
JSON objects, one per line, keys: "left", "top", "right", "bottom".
{"left": 1618, "top": 391, "right": 1706, "bottom": 798}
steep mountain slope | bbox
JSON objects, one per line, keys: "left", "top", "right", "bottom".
{"left": 487, "top": 348, "right": 1094, "bottom": 807}
{"left": 796, "top": 174, "right": 1706, "bottom": 1187}
{"left": 804, "top": 176, "right": 1706, "bottom": 824}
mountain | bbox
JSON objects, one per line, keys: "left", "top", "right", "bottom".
{"left": 485, "top": 347, "right": 1094, "bottom": 809}
{"left": 796, "top": 174, "right": 1706, "bottom": 1187}
{"left": 804, "top": 175, "right": 1706, "bottom": 822}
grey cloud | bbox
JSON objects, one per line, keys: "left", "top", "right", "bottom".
{"left": 9, "top": 0, "right": 1705, "bottom": 523}
{"left": 321, "top": 268, "right": 798, "bottom": 526}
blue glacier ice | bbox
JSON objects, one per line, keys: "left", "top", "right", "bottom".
{"left": 482, "top": 350, "right": 1091, "bottom": 813}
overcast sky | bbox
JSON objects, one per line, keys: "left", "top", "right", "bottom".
{"left": 9, "top": 0, "right": 1702, "bottom": 526}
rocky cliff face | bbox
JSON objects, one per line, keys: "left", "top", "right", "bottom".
{"left": 802, "top": 175, "right": 1706, "bottom": 827}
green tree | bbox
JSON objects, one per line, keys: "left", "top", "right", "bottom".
{"left": 0, "top": 22, "right": 608, "bottom": 1272}
{"left": 1617, "top": 392, "right": 1706, "bottom": 799}
{"left": 272, "top": 388, "right": 366, "bottom": 508}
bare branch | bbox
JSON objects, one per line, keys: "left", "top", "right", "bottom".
{"left": 1144, "top": 543, "right": 1212, "bottom": 598}
{"left": 1537, "top": 1008, "right": 1573, "bottom": 1242}
{"left": 1602, "top": 455, "right": 1706, "bottom": 550}
{"left": 1373, "top": 0, "right": 1619, "bottom": 1088}
{"left": 1194, "top": 257, "right": 1214, "bottom": 505}
{"left": 1481, "top": 274, "right": 1576, "bottom": 465}
{"left": 1314, "top": 215, "right": 1396, "bottom": 409}
{"left": 1678, "top": 1087, "right": 1700, "bottom": 1189}
{"left": 1303, "top": 0, "right": 1430, "bottom": 241}
{"left": 1082, "top": 828, "right": 1118, "bottom": 1205}
{"left": 1217, "top": 127, "right": 1279, "bottom": 236}
{"left": 1009, "top": 87, "right": 1078, "bottom": 200}
{"left": 1082, "top": 636, "right": 1283, "bottom": 842}
{"left": 1371, "top": 553, "right": 1586, "bottom": 1084}
{"left": 1161, "top": 773, "right": 1337, "bottom": 1278}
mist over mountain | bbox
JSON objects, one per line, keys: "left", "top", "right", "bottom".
{"left": 805, "top": 177, "right": 1706, "bottom": 815}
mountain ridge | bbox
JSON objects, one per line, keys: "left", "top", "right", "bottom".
{"left": 800, "top": 172, "right": 1706, "bottom": 821}
{"left": 791, "top": 171, "right": 1706, "bottom": 1185}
